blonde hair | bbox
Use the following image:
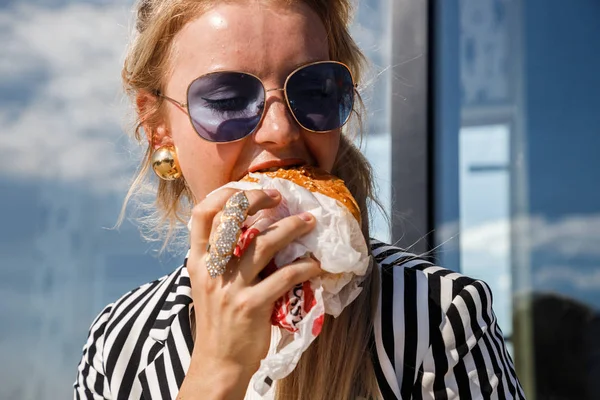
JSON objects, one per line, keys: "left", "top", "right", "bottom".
{"left": 122, "top": 0, "right": 382, "bottom": 398}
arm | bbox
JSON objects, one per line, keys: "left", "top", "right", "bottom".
{"left": 176, "top": 189, "right": 321, "bottom": 399}
{"left": 436, "top": 280, "right": 526, "bottom": 399}
{"left": 73, "top": 304, "right": 113, "bottom": 400}
{"left": 177, "top": 356, "right": 257, "bottom": 400}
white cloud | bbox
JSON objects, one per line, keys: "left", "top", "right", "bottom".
{"left": 534, "top": 265, "right": 600, "bottom": 291}
{"left": 447, "top": 214, "right": 600, "bottom": 328}
{"left": 0, "top": 2, "right": 139, "bottom": 193}
{"left": 0, "top": 1, "right": 395, "bottom": 193}
{"left": 459, "top": 214, "right": 600, "bottom": 258}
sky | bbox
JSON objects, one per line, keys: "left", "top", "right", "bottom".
{"left": 0, "top": 0, "right": 392, "bottom": 398}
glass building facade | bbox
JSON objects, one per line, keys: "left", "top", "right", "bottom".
{"left": 390, "top": 0, "right": 600, "bottom": 398}
{"left": 1, "top": 0, "right": 599, "bottom": 398}
{"left": 430, "top": 0, "right": 600, "bottom": 398}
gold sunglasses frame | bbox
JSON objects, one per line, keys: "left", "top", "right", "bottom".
{"left": 154, "top": 60, "right": 358, "bottom": 143}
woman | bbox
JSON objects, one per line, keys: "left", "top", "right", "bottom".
{"left": 74, "top": 0, "right": 525, "bottom": 399}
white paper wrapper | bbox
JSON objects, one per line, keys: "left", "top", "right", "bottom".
{"left": 209, "top": 172, "right": 370, "bottom": 396}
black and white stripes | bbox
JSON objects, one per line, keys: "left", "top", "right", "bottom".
{"left": 74, "top": 241, "right": 525, "bottom": 399}
{"left": 370, "top": 240, "right": 525, "bottom": 399}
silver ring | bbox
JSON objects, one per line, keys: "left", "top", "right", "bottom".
{"left": 205, "top": 191, "right": 250, "bottom": 278}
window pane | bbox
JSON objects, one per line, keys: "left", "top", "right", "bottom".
{"left": 435, "top": 0, "right": 600, "bottom": 397}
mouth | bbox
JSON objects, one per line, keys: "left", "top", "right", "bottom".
{"left": 248, "top": 159, "right": 309, "bottom": 174}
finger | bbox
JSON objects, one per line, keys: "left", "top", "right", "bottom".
{"left": 249, "top": 256, "right": 322, "bottom": 304}
{"left": 190, "top": 188, "right": 281, "bottom": 256}
{"left": 236, "top": 212, "right": 316, "bottom": 281}
{"left": 206, "top": 189, "right": 282, "bottom": 253}
{"left": 189, "top": 188, "right": 239, "bottom": 256}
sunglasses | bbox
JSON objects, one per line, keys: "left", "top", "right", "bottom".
{"left": 155, "top": 61, "right": 356, "bottom": 143}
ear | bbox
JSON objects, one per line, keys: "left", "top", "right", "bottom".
{"left": 136, "top": 90, "right": 173, "bottom": 149}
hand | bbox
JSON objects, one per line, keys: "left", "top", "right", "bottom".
{"left": 179, "top": 188, "right": 322, "bottom": 399}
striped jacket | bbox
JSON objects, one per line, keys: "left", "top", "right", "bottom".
{"left": 74, "top": 240, "right": 525, "bottom": 399}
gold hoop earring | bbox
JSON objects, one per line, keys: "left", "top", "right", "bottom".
{"left": 151, "top": 146, "right": 182, "bottom": 181}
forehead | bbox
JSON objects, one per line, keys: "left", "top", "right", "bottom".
{"left": 168, "top": 2, "right": 329, "bottom": 86}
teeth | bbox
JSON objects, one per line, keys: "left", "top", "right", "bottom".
{"left": 257, "top": 166, "right": 298, "bottom": 173}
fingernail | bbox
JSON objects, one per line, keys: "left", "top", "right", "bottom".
{"left": 299, "top": 212, "right": 313, "bottom": 221}
{"left": 264, "top": 189, "right": 279, "bottom": 198}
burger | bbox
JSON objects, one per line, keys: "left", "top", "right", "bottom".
{"left": 242, "top": 165, "right": 361, "bottom": 224}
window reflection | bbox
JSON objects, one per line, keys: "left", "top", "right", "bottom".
{"left": 459, "top": 124, "right": 512, "bottom": 337}
{"left": 515, "top": 292, "right": 600, "bottom": 398}
{"left": 436, "top": 0, "right": 600, "bottom": 398}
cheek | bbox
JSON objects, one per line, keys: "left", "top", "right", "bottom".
{"left": 170, "top": 122, "right": 241, "bottom": 201}
{"left": 307, "top": 130, "right": 341, "bottom": 172}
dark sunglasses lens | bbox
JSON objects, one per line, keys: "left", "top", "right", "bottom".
{"left": 286, "top": 63, "right": 354, "bottom": 132}
{"left": 187, "top": 72, "right": 264, "bottom": 142}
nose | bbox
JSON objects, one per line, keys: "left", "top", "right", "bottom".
{"left": 252, "top": 90, "right": 300, "bottom": 148}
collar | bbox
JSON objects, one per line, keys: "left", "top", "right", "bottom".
{"left": 140, "top": 257, "right": 194, "bottom": 399}
{"left": 148, "top": 259, "right": 193, "bottom": 344}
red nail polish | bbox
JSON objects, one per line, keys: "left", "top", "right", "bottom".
{"left": 299, "top": 212, "right": 313, "bottom": 221}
